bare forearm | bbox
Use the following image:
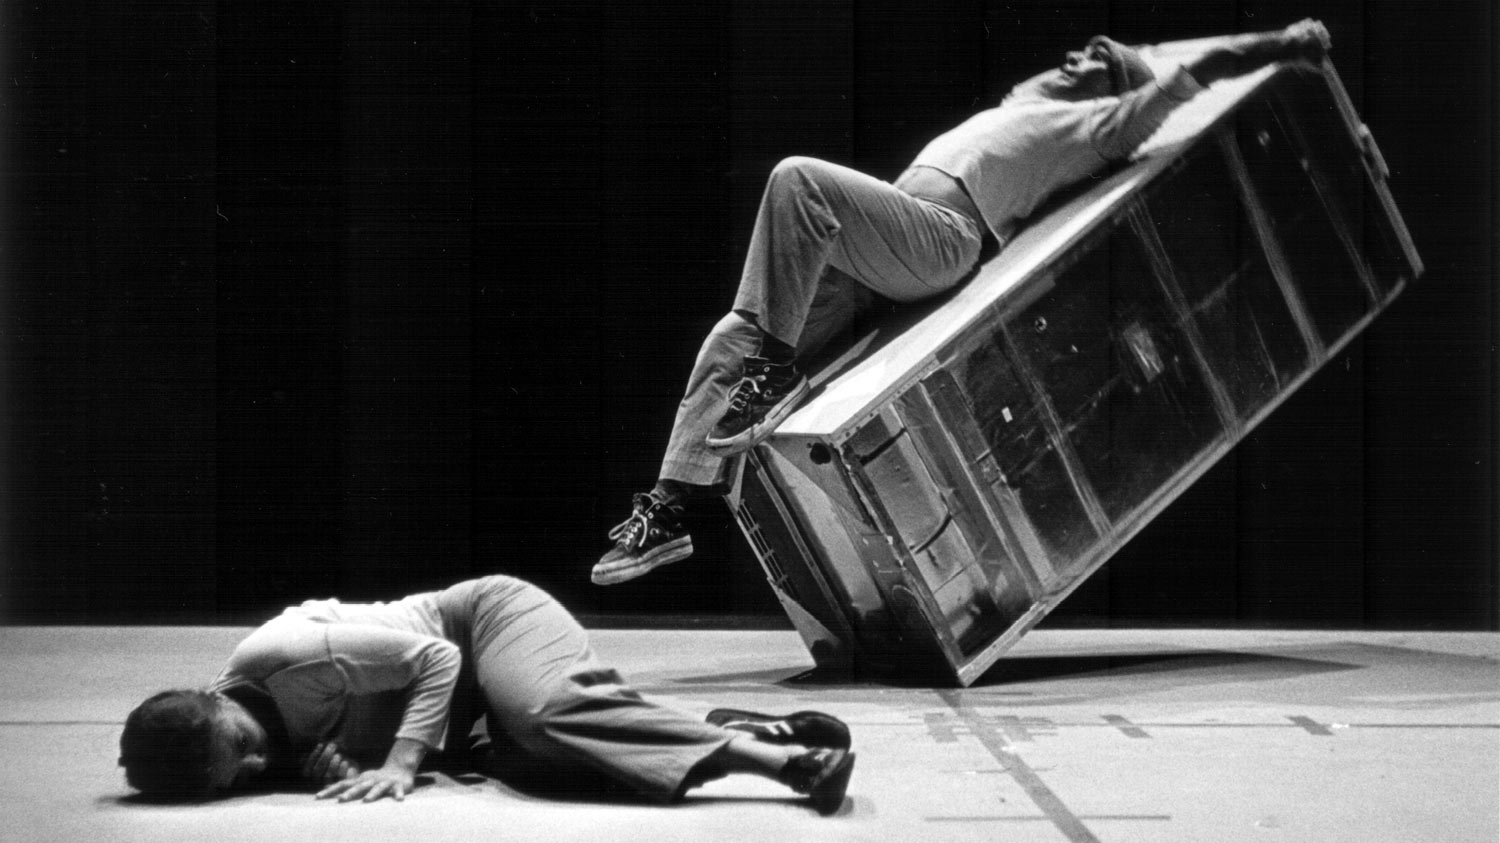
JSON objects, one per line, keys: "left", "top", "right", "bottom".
{"left": 1186, "top": 19, "right": 1330, "bottom": 86}
{"left": 382, "top": 737, "right": 428, "bottom": 776}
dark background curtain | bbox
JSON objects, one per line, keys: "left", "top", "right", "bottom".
{"left": 4, "top": 0, "right": 1494, "bottom": 629}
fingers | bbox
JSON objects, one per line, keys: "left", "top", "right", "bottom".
{"left": 336, "top": 780, "right": 397, "bottom": 803}
{"left": 305, "top": 742, "right": 363, "bottom": 785}
{"left": 346, "top": 779, "right": 406, "bottom": 803}
{"left": 315, "top": 779, "right": 351, "bottom": 800}
{"left": 304, "top": 742, "right": 337, "bottom": 782}
{"left": 314, "top": 772, "right": 411, "bottom": 803}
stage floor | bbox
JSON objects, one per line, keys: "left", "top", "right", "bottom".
{"left": 3, "top": 625, "right": 1495, "bottom": 843}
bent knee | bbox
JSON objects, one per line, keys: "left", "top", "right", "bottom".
{"left": 767, "top": 155, "right": 838, "bottom": 190}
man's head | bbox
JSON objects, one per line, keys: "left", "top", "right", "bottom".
{"left": 119, "top": 690, "right": 269, "bottom": 800}
{"left": 1009, "top": 35, "right": 1156, "bottom": 102}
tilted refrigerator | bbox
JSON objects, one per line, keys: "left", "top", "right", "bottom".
{"left": 727, "top": 45, "right": 1423, "bottom": 686}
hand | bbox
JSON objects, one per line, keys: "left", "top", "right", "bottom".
{"left": 315, "top": 766, "right": 415, "bottom": 803}
{"left": 1284, "top": 18, "right": 1331, "bottom": 61}
{"left": 303, "top": 741, "right": 361, "bottom": 787}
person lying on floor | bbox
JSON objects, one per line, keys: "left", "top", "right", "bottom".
{"left": 118, "top": 575, "right": 855, "bottom": 814}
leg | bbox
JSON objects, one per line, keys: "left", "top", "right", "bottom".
{"left": 464, "top": 577, "right": 854, "bottom": 811}
{"left": 659, "top": 312, "right": 761, "bottom": 489}
{"left": 466, "top": 577, "right": 733, "bottom": 799}
{"left": 595, "top": 157, "right": 980, "bottom": 582}
{"left": 687, "top": 157, "right": 978, "bottom": 470}
{"left": 685, "top": 732, "right": 857, "bottom": 815}
{"left": 592, "top": 275, "right": 882, "bottom": 586}
{"left": 589, "top": 314, "right": 755, "bottom": 585}
{"left": 706, "top": 156, "right": 982, "bottom": 453}
{"left": 659, "top": 269, "right": 885, "bottom": 491}
{"left": 733, "top": 155, "right": 982, "bottom": 347}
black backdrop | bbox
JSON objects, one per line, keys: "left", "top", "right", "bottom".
{"left": 4, "top": 0, "right": 1494, "bottom": 629}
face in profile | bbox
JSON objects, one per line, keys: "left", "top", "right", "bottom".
{"left": 204, "top": 695, "right": 270, "bottom": 792}
{"left": 1009, "top": 39, "right": 1131, "bottom": 102}
{"left": 1056, "top": 40, "right": 1117, "bottom": 98}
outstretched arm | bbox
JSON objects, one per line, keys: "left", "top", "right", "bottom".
{"left": 1184, "top": 19, "right": 1331, "bottom": 87}
{"left": 1080, "top": 20, "right": 1330, "bottom": 163}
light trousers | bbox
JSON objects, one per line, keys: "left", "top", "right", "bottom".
{"left": 659, "top": 156, "right": 984, "bottom": 487}
{"left": 434, "top": 576, "right": 732, "bottom": 800}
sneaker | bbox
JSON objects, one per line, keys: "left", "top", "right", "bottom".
{"left": 705, "top": 708, "right": 851, "bottom": 751}
{"left": 779, "top": 747, "right": 856, "bottom": 816}
{"left": 704, "top": 355, "right": 809, "bottom": 455}
{"left": 591, "top": 492, "right": 693, "bottom": 586}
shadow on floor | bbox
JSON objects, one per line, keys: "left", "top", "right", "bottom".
{"left": 651, "top": 647, "right": 1365, "bottom": 698}
{"left": 972, "top": 648, "right": 1362, "bottom": 686}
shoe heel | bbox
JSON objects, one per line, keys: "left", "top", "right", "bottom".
{"left": 810, "top": 750, "right": 855, "bottom": 816}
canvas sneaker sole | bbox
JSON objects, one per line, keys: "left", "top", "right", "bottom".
{"left": 590, "top": 535, "right": 694, "bottom": 586}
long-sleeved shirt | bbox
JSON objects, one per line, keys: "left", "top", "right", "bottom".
{"left": 209, "top": 593, "right": 462, "bottom": 765}
{"left": 909, "top": 66, "right": 1203, "bottom": 245}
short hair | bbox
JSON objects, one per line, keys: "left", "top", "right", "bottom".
{"left": 1088, "top": 36, "right": 1156, "bottom": 95}
{"left": 119, "top": 689, "right": 223, "bottom": 800}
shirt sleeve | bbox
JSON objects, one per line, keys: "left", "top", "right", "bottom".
{"left": 321, "top": 623, "right": 461, "bottom": 751}
{"left": 212, "top": 615, "right": 461, "bottom": 752}
{"left": 1087, "top": 66, "right": 1204, "bottom": 160}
